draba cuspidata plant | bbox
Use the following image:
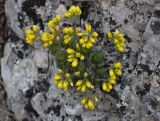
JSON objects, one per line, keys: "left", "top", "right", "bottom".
{"left": 25, "top": 5, "right": 126, "bottom": 110}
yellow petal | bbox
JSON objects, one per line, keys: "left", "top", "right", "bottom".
{"left": 57, "top": 81, "right": 63, "bottom": 89}
{"left": 113, "top": 62, "right": 122, "bottom": 69}
{"left": 75, "top": 71, "right": 80, "bottom": 76}
{"left": 72, "top": 59, "right": 78, "bottom": 67}
{"left": 80, "top": 55, "right": 85, "bottom": 61}
{"left": 25, "top": 29, "right": 34, "bottom": 34}
{"left": 65, "top": 73, "right": 70, "bottom": 78}
{"left": 53, "top": 74, "right": 61, "bottom": 81}
{"left": 32, "top": 25, "right": 39, "bottom": 33}
{"left": 108, "top": 78, "right": 116, "bottom": 84}
{"left": 64, "top": 12, "right": 72, "bottom": 18}
{"left": 81, "top": 84, "right": 86, "bottom": 92}
{"left": 63, "top": 80, "right": 69, "bottom": 88}
{"left": 66, "top": 48, "right": 75, "bottom": 54}
{"left": 85, "top": 24, "right": 92, "bottom": 33}
{"left": 86, "top": 81, "right": 94, "bottom": 89}
{"left": 107, "top": 32, "right": 112, "bottom": 39}
{"left": 102, "top": 82, "right": 107, "bottom": 91}
{"left": 81, "top": 97, "right": 87, "bottom": 105}
{"left": 79, "top": 38, "right": 85, "bottom": 44}
{"left": 76, "top": 52, "right": 81, "bottom": 58}
{"left": 113, "top": 39, "right": 119, "bottom": 45}
{"left": 91, "top": 32, "right": 98, "bottom": 37}
{"left": 88, "top": 99, "right": 95, "bottom": 110}
{"left": 89, "top": 37, "right": 95, "bottom": 43}
{"left": 56, "top": 15, "right": 61, "bottom": 22}
{"left": 114, "top": 69, "right": 122, "bottom": 76}
{"left": 107, "top": 83, "right": 113, "bottom": 90}
{"left": 109, "top": 69, "right": 115, "bottom": 77}
{"left": 76, "top": 80, "right": 83, "bottom": 86}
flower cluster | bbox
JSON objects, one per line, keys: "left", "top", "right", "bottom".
{"left": 53, "top": 69, "right": 73, "bottom": 91}
{"left": 76, "top": 73, "right": 94, "bottom": 92}
{"left": 25, "top": 25, "right": 39, "bottom": 45}
{"left": 107, "top": 29, "right": 126, "bottom": 52}
{"left": 77, "top": 24, "right": 98, "bottom": 49}
{"left": 63, "top": 27, "right": 80, "bottom": 44}
{"left": 40, "top": 15, "right": 62, "bottom": 47}
{"left": 64, "top": 5, "right": 82, "bottom": 18}
{"left": 25, "top": 5, "right": 126, "bottom": 110}
{"left": 67, "top": 48, "right": 85, "bottom": 67}
{"left": 102, "top": 62, "right": 122, "bottom": 92}
{"left": 81, "top": 96, "right": 98, "bottom": 110}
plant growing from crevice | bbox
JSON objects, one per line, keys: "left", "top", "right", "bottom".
{"left": 25, "top": 5, "right": 126, "bottom": 110}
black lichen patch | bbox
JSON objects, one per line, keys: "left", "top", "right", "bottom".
{"left": 80, "top": 1, "right": 92, "bottom": 21}
{"left": 74, "top": 115, "right": 82, "bottom": 121}
{"left": 138, "top": 64, "right": 153, "bottom": 76}
{"left": 124, "top": 19, "right": 128, "bottom": 24}
{"left": 24, "top": 101, "right": 39, "bottom": 117}
{"left": 10, "top": 30, "right": 20, "bottom": 42}
{"left": 110, "top": 90, "right": 120, "bottom": 101}
{"left": 150, "top": 21, "right": 160, "bottom": 34}
{"left": 25, "top": 88, "right": 34, "bottom": 98}
{"left": 136, "top": 83, "right": 151, "bottom": 97}
{"left": 45, "top": 105, "right": 61, "bottom": 117}
{"left": 150, "top": 99, "right": 158, "bottom": 110}
{"left": 22, "top": 118, "right": 29, "bottom": 121}
{"left": 17, "top": 50, "right": 24, "bottom": 59}
{"left": 109, "top": 17, "right": 117, "bottom": 26}
{"left": 154, "top": 9, "right": 160, "bottom": 18}
{"left": 18, "top": 12, "right": 25, "bottom": 29}
{"left": 22, "top": 0, "right": 46, "bottom": 30}
{"left": 35, "top": 80, "right": 50, "bottom": 93}
{"left": 61, "top": 115, "right": 65, "bottom": 121}
{"left": 124, "top": 35, "right": 132, "bottom": 43}
{"left": 118, "top": 105, "right": 126, "bottom": 115}
{"left": 37, "top": 67, "right": 48, "bottom": 74}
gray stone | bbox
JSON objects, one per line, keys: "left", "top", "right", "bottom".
{"left": 1, "top": 0, "right": 160, "bottom": 121}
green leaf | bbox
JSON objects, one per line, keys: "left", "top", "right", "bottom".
{"left": 81, "top": 48, "right": 92, "bottom": 56}
{"left": 92, "top": 51, "right": 104, "bottom": 64}
{"left": 95, "top": 68, "right": 106, "bottom": 76}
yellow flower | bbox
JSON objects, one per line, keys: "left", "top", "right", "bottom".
{"left": 114, "top": 69, "right": 122, "bottom": 76}
{"left": 107, "top": 32, "right": 113, "bottom": 39}
{"left": 81, "top": 97, "right": 87, "bottom": 105}
{"left": 75, "top": 71, "right": 80, "bottom": 76}
{"left": 102, "top": 82, "right": 112, "bottom": 92}
{"left": 78, "top": 24, "right": 98, "bottom": 49}
{"left": 72, "top": 59, "right": 78, "bottom": 67}
{"left": 108, "top": 78, "right": 116, "bottom": 84}
{"left": 81, "top": 97, "right": 96, "bottom": 110}
{"left": 113, "top": 62, "right": 122, "bottom": 69}
{"left": 107, "top": 30, "right": 126, "bottom": 52}
{"left": 53, "top": 70, "right": 72, "bottom": 91}
{"left": 32, "top": 25, "right": 39, "bottom": 33}
{"left": 66, "top": 48, "right": 84, "bottom": 67}
{"left": 53, "top": 74, "right": 61, "bottom": 81}
{"left": 66, "top": 48, "right": 75, "bottom": 54}
{"left": 25, "top": 26, "right": 39, "bottom": 45}
{"left": 85, "top": 24, "right": 92, "bottom": 33}
{"left": 86, "top": 81, "right": 94, "bottom": 89}
{"left": 65, "top": 5, "right": 82, "bottom": 18}
{"left": 76, "top": 80, "right": 83, "bottom": 86}
{"left": 88, "top": 99, "right": 95, "bottom": 110}
{"left": 81, "top": 84, "right": 86, "bottom": 92}
{"left": 57, "top": 81, "right": 63, "bottom": 89}
{"left": 41, "top": 32, "right": 54, "bottom": 47}
{"left": 65, "top": 73, "right": 70, "bottom": 78}
{"left": 109, "top": 69, "right": 115, "bottom": 77}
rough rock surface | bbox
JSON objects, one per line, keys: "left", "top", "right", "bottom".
{"left": 1, "top": 0, "right": 160, "bottom": 121}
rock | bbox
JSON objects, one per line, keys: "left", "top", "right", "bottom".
{"left": 1, "top": 0, "right": 160, "bottom": 121}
